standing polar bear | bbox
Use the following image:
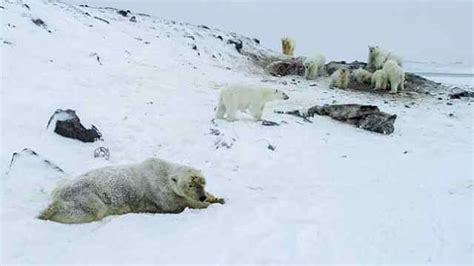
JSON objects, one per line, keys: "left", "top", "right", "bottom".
{"left": 38, "top": 158, "right": 225, "bottom": 224}
{"left": 371, "top": 69, "right": 388, "bottom": 90}
{"left": 330, "top": 68, "right": 350, "bottom": 89}
{"left": 303, "top": 54, "right": 326, "bottom": 80}
{"left": 215, "top": 85, "right": 289, "bottom": 121}
{"left": 281, "top": 37, "right": 295, "bottom": 56}
{"left": 367, "top": 46, "right": 403, "bottom": 71}
{"left": 383, "top": 59, "right": 405, "bottom": 93}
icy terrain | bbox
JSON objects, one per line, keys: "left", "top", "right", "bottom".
{"left": 1, "top": 0, "right": 473, "bottom": 264}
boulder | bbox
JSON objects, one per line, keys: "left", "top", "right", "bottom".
{"left": 265, "top": 58, "right": 306, "bottom": 77}
{"left": 47, "top": 109, "right": 102, "bottom": 142}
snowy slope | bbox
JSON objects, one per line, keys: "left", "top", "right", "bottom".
{"left": 1, "top": 0, "right": 473, "bottom": 264}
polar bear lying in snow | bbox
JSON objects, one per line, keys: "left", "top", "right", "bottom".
{"left": 367, "top": 45, "right": 402, "bottom": 71}
{"left": 330, "top": 68, "right": 349, "bottom": 89}
{"left": 38, "top": 158, "right": 225, "bottom": 224}
{"left": 383, "top": 59, "right": 405, "bottom": 93}
{"left": 303, "top": 55, "right": 326, "bottom": 80}
{"left": 281, "top": 37, "right": 295, "bottom": 56}
{"left": 215, "top": 85, "right": 289, "bottom": 121}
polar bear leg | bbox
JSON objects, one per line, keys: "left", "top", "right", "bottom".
{"left": 400, "top": 73, "right": 405, "bottom": 91}
{"left": 215, "top": 99, "right": 226, "bottom": 119}
{"left": 389, "top": 80, "right": 399, "bottom": 94}
{"left": 205, "top": 192, "right": 225, "bottom": 204}
{"left": 249, "top": 103, "right": 264, "bottom": 121}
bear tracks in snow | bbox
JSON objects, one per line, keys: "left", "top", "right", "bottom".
{"left": 46, "top": 109, "right": 102, "bottom": 142}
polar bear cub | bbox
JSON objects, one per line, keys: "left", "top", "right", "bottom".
{"left": 215, "top": 85, "right": 289, "bottom": 121}
{"left": 38, "top": 158, "right": 225, "bottom": 224}
{"left": 367, "top": 46, "right": 402, "bottom": 71}
{"left": 353, "top": 68, "right": 373, "bottom": 84}
{"left": 281, "top": 37, "right": 295, "bottom": 56}
{"left": 330, "top": 68, "right": 349, "bottom": 89}
{"left": 371, "top": 69, "right": 388, "bottom": 90}
{"left": 303, "top": 54, "right": 326, "bottom": 80}
{"left": 383, "top": 60, "right": 405, "bottom": 93}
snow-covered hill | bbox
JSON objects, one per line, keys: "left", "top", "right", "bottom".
{"left": 1, "top": 0, "right": 472, "bottom": 264}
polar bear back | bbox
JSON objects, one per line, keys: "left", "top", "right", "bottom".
{"left": 220, "top": 86, "right": 272, "bottom": 108}
{"left": 52, "top": 159, "right": 177, "bottom": 210}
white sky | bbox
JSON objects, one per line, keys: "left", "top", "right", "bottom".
{"left": 69, "top": 0, "right": 473, "bottom": 65}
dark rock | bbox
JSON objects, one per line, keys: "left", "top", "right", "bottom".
{"left": 198, "top": 24, "right": 210, "bottom": 30}
{"left": 227, "top": 39, "right": 243, "bottom": 53}
{"left": 253, "top": 38, "right": 260, "bottom": 44}
{"left": 47, "top": 109, "right": 102, "bottom": 143}
{"left": 261, "top": 120, "right": 279, "bottom": 126}
{"left": 304, "top": 104, "right": 396, "bottom": 134}
{"left": 94, "top": 16, "right": 110, "bottom": 24}
{"left": 192, "top": 44, "right": 197, "bottom": 50}
{"left": 265, "top": 59, "right": 306, "bottom": 77}
{"left": 117, "top": 10, "right": 128, "bottom": 17}
{"left": 129, "top": 16, "right": 137, "bottom": 22}
{"left": 23, "top": 4, "right": 30, "bottom": 9}
{"left": 31, "top": 18, "right": 46, "bottom": 27}
{"left": 325, "top": 61, "right": 367, "bottom": 75}
{"left": 267, "top": 144, "right": 276, "bottom": 151}
{"left": 216, "top": 35, "right": 223, "bottom": 41}
{"left": 79, "top": 4, "right": 89, "bottom": 7}
{"left": 94, "top": 147, "right": 110, "bottom": 160}
{"left": 446, "top": 102, "right": 453, "bottom": 105}
{"left": 184, "top": 34, "right": 195, "bottom": 40}
{"left": 449, "top": 90, "right": 474, "bottom": 99}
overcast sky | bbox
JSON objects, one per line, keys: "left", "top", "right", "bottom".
{"left": 69, "top": 0, "right": 473, "bottom": 66}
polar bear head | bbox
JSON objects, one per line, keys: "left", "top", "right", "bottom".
{"left": 170, "top": 167, "right": 207, "bottom": 202}
{"left": 263, "top": 88, "right": 289, "bottom": 101}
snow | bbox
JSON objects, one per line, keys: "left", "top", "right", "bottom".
{"left": 1, "top": 0, "right": 473, "bottom": 264}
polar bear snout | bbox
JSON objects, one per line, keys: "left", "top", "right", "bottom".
{"left": 199, "top": 195, "right": 207, "bottom": 202}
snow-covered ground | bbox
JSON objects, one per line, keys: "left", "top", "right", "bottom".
{"left": 1, "top": 1, "right": 473, "bottom": 264}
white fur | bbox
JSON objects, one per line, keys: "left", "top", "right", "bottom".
{"left": 352, "top": 68, "right": 372, "bottom": 84}
{"left": 303, "top": 54, "right": 326, "bottom": 79}
{"left": 330, "top": 68, "right": 349, "bottom": 89}
{"left": 215, "top": 86, "right": 289, "bottom": 121}
{"left": 371, "top": 69, "right": 388, "bottom": 90}
{"left": 367, "top": 46, "right": 402, "bottom": 71}
{"left": 281, "top": 37, "right": 295, "bottom": 56}
{"left": 38, "top": 158, "right": 224, "bottom": 223}
{"left": 383, "top": 60, "right": 405, "bottom": 93}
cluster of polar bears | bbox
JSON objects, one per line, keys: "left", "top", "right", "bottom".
{"left": 38, "top": 39, "right": 406, "bottom": 224}
{"left": 282, "top": 38, "right": 405, "bottom": 94}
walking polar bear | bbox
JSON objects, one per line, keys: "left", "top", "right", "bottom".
{"left": 367, "top": 45, "right": 403, "bottom": 71}
{"left": 215, "top": 85, "right": 289, "bottom": 121}
{"left": 281, "top": 37, "right": 295, "bottom": 56}
{"left": 38, "top": 158, "right": 225, "bottom": 224}
{"left": 303, "top": 54, "right": 326, "bottom": 80}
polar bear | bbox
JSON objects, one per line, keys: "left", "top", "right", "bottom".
{"left": 281, "top": 37, "right": 295, "bottom": 56}
{"left": 367, "top": 46, "right": 402, "bottom": 71}
{"left": 215, "top": 85, "right": 289, "bottom": 121}
{"left": 330, "top": 68, "right": 349, "bottom": 89}
{"left": 38, "top": 158, "right": 225, "bottom": 224}
{"left": 352, "top": 68, "right": 372, "bottom": 84}
{"left": 383, "top": 59, "right": 405, "bottom": 93}
{"left": 371, "top": 69, "right": 388, "bottom": 90}
{"left": 303, "top": 54, "right": 326, "bottom": 80}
